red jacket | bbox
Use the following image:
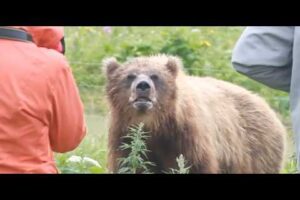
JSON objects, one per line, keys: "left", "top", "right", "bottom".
{"left": 0, "top": 26, "right": 86, "bottom": 173}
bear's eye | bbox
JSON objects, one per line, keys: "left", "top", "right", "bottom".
{"left": 127, "top": 74, "right": 136, "bottom": 81}
{"left": 150, "top": 74, "right": 159, "bottom": 81}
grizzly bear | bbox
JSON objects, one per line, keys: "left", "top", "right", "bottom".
{"left": 103, "top": 54, "right": 286, "bottom": 174}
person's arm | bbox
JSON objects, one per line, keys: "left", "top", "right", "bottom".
{"left": 49, "top": 58, "right": 86, "bottom": 153}
{"left": 231, "top": 26, "right": 294, "bottom": 92}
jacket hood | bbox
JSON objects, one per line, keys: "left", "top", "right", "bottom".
{"left": 10, "top": 26, "right": 64, "bottom": 52}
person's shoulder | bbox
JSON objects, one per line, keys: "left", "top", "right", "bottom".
{"left": 35, "top": 47, "right": 75, "bottom": 93}
{"left": 40, "top": 47, "right": 69, "bottom": 66}
{"left": 38, "top": 47, "right": 71, "bottom": 75}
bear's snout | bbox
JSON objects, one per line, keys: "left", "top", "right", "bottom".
{"left": 131, "top": 75, "right": 155, "bottom": 99}
{"left": 136, "top": 80, "right": 152, "bottom": 98}
{"left": 136, "top": 81, "right": 151, "bottom": 92}
{"left": 128, "top": 74, "right": 157, "bottom": 112}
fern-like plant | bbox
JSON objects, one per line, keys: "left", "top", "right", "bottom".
{"left": 117, "top": 123, "right": 155, "bottom": 174}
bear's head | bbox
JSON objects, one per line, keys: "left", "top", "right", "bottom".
{"left": 103, "top": 54, "right": 183, "bottom": 117}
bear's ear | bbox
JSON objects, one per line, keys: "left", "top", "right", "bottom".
{"left": 102, "top": 57, "right": 120, "bottom": 77}
{"left": 166, "top": 56, "right": 183, "bottom": 77}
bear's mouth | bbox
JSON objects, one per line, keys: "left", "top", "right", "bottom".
{"left": 134, "top": 97, "right": 151, "bottom": 102}
{"left": 132, "top": 97, "right": 153, "bottom": 112}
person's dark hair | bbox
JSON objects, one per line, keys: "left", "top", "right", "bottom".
{"left": 61, "top": 37, "right": 65, "bottom": 54}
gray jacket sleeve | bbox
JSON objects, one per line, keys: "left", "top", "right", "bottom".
{"left": 231, "top": 27, "right": 294, "bottom": 92}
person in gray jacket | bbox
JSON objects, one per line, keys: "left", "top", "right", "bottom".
{"left": 231, "top": 26, "right": 300, "bottom": 171}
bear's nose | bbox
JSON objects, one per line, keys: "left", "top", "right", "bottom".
{"left": 136, "top": 81, "right": 151, "bottom": 91}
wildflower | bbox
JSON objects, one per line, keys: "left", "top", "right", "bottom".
{"left": 66, "top": 155, "right": 82, "bottom": 163}
{"left": 83, "top": 157, "right": 102, "bottom": 168}
{"left": 103, "top": 26, "right": 112, "bottom": 34}
{"left": 200, "top": 40, "right": 211, "bottom": 47}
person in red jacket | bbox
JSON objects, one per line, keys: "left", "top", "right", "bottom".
{"left": 0, "top": 26, "right": 86, "bottom": 173}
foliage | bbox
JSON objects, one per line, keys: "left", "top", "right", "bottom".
{"left": 117, "top": 123, "right": 155, "bottom": 174}
{"left": 53, "top": 27, "right": 295, "bottom": 173}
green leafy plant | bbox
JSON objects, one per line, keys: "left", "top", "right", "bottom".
{"left": 167, "top": 154, "right": 191, "bottom": 174}
{"left": 57, "top": 155, "right": 105, "bottom": 174}
{"left": 117, "top": 123, "right": 193, "bottom": 174}
{"left": 117, "top": 123, "right": 156, "bottom": 174}
{"left": 282, "top": 154, "right": 298, "bottom": 174}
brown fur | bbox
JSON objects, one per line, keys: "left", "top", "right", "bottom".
{"left": 103, "top": 54, "right": 287, "bottom": 174}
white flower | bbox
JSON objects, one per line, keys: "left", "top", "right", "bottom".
{"left": 67, "top": 155, "right": 82, "bottom": 163}
{"left": 83, "top": 157, "right": 101, "bottom": 168}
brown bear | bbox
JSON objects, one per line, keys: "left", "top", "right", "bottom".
{"left": 103, "top": 54, "right": 287, "bottom": 174}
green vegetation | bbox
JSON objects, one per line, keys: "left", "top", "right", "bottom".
{"left": 54, "top": 27, "right": 295, "bottom": 173}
